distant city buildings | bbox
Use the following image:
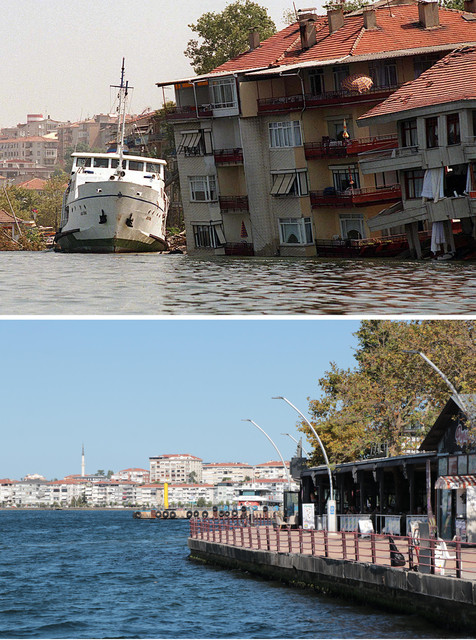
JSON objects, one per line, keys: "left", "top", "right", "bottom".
{"left": 0, "top": 452, "right": 296, "bottom": 509}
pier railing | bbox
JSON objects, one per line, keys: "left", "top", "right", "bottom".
{"left": 189, "top": 518, "right": 476, "bottom": 580}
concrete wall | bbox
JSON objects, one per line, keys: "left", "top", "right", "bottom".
{"left": 188, "top": 538, "right": 476, "bottom": 633}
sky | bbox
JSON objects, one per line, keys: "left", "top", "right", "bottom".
{"left": 0, "top": 0, "right": 325, "bottom": 128}
{"left": 1, "top": 318, "right": 360, "bottom": 480}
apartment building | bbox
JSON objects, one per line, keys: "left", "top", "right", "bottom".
{"left": 358, "top": 45, "right": 476, "bottom": 258}
{"left": 158, "top": 0, "right": 476, "bottom": 256}
{"left": 56, "top": 114, "right": 118, "bottom": 166}
{"left": 253, "top": 460, "right": 290, "bottom": 480}
{"left": 149, "top": 453, "right": 203, "bottom": 483}
{"left": 1, "top": 114, "right": 63, "bottom": 139}
{"left": 167, "top": 483, "right": 215, "bottom": 505}
{"left": 202, "top": 462, "right": 253, "bottom": 484}
{"left": 111, "top": 468, "right": 150, "bottom": 483}
{"left": 0, "top": 136, "right": 57, "bottom": 171}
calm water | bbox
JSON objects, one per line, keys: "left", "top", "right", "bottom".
{"left": 0, "top": 511, "right": 463, "bottom": 639}
{"left": 1, "top": 252, "right": 476, "bottom": 314}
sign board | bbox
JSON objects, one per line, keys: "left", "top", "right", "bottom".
{"left": 302, "top": 503, "right": 315, "bottom": 530}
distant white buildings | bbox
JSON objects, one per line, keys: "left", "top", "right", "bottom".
{"left": 0, "top": 454, "right": 296, "bottom": 508}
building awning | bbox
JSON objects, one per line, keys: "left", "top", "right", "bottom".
{"left": 435, "top": 475, "right": 476, "bottom": 490}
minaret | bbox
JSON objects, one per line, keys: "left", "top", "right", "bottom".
{"left": 81, "top": 444, "right": 85, "bottom": 477}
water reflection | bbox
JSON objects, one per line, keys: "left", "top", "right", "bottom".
{"left": 0, "top": 252, "right": 475, "bottom": 315}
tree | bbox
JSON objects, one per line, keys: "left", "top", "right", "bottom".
{"left": 34, "top": 175, "right": 68, "bottom": 230}
{"left": 303, "top": 320, "right": 476, "bottom": 464}
{"left": 185, "top": 0, "right": 276, "bottom": 75}
{"left": 187, "top": 471, "right": 198, "bottom": 483}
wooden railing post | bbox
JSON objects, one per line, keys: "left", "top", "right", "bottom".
{"left": 299, "top": 528, "right": 303, "bottom": 554}
{"left": 455, "top": 535, "right": 462, "bottom": 579}
{"left": 311, "top": 529, "right": 315, "bottom": 556}
{"left": 342, "top": 530, "right": 347, "bottom": 560}
{"left": 257, "top": 526, "right": 261, "bottom": 550}
{"left": 288, "top": 528, "right": 292, "bottom": 553}
{"left": 354, "top": 531, "right": 359, "bottom": 561}
{"left": 408, "top": 535, "right": 414, "bottom": 570}
{"left": 371, "top": 533, "right": 376, "bottom": 564}
{"left": 266, "top": 526, "right": 270, "bottom": 551}
{"left": 324, "top": 529, "right": 329, "bottom": 558}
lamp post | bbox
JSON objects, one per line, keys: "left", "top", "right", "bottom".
{"left": 273, "top": 396, "right": 336, "bottom": 532}
{"left": 242, "top": 419, "right": 293, "bottom": 489}
{"left": 281, "top": 432, "right": 310, "bottom": 458}
{"left": 401, "top": 350, "right": 469, "bottom": 416}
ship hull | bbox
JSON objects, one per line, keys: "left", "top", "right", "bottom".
{"left": 55, "top": 180, "right": 168, "bottom": 253}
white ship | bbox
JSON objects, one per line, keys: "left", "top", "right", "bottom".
{"left": 55, "top": 62, "right": 168, "bottom": 253}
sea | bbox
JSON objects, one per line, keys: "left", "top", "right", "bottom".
{"left": 1, "top": 252, "right": 476, "bottom": 315}
{"left": 0, "top": 510, "right": 464, "bottom": 639}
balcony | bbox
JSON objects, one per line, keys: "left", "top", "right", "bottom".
{"left": 310, "top": 184, "right": 402, "bottom": 208}
{"left": 164, "top": 105, "right": 213, "bottom": 120}
{"left": 359, "top": 145, "right": 422, "bottom": 175}
{"left": 219, "top": 196, "right": 249, "bottom": 212}
{"left": 214, "top": 148, "right": 244, "bottom": 165}
{"left": 304, "top": 135, "right": 398, "bottom": 160}
{"left": 257, "top": 85, "right": 400, "bottom": 114}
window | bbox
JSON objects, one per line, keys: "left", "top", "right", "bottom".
{"left": 413, "top": 54, "right": 439, "bottom": 79}
{"left": 404, "top": 169, "right": 425, "bottom": 199}
{"left": 270, "top": 170, "right": 309, "bottom": 196}
{"left": 340, "top": 213, "right": 365, "bottom": 240}
{"left": 93, "top": 157, "right": 109, "bottom": 168}
{"left": 309, "top": 69, "right": 324, "bottom": 95}
{"left": 426, "top": 117, "right": 439, "bottom": 148}
{"left": 279, "top": 217, "right": 313, "bottom": 244}
{"left": 400, "top": 119, "right": 418, "bottom": 147}
{"left": 178, "top": 130, "right": 211, "bottom": 156}
{"left": 369, "top": 60, "right": 398, "bottom": 87}
{"left": 333, "top": 65, "right": 349, "bottom": 91}
{"left": 75, "top": 157, "right": 91, "bottom": 168}
{"left": 128, "top": 160, "right": 145, "bottom": 171}
{"left": 332, "top": 166, "right": 360, "bottom": 192}
{"left": 210, "top": 77, "right": 237, "bottom": 109}
{"left": 193, "top": 224, "right": 225, "bottom": 248}
{"left": 269, "top": 121, "right": 302, "bottom": 148}
{"left": 375, "top": 171, "right": 398, "bottom": 187}
{"left": 328, "top": 118, "right": 353, "bottom": 141}
{"left": 189, "top": 175, "right": 217, "bottom": 201}
{"left": 446, "top": 114, "right": 460, "bottom": 146}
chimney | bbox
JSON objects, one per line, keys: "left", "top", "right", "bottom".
{"left": 328, "top": 7, "right": 345, "bottom": 34}
{"left": 300, "top": 19, "right": 317, "bottom": 49}
{"left": 464, "top": 0, "right": 476, "bottom": 13}
{"left": 249, "top": 28, "right": 260, "bottom": 51}
{"left": 418, "top": 0, "right": 439, "bottom": 28}
{"left": 363, "top": 6, "right": 377, "bottom": 30}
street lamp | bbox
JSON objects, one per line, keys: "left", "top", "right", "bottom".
{"left": 273, "top": 396, "right": 336, "bottom": 532}
{"left": 242, "top": 419, "right": 293, "bottom": 489}
{"left": 401, "top": 350, "right": 469, "bottom": 416}
{"left": 281, "top": 432, "right": 310, "bottom": 458}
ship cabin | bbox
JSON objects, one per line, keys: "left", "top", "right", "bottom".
{"left": 70, "top": 152, "right": 166, "bottom": 182}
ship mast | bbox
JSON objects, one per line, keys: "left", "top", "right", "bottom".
{"left": 112, "top": 58, "right": 132, "bottom": 171}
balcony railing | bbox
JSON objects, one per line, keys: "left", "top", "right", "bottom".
{"left": 310, "top": 184, "right": 402, "bottom": 207}
{"left": 304, "top": 135, "right": 398, "bottom": 159}
{"left": 164, "top": 105, "right": 213, "bottom": 120}
{"left": 219, "top": 195, "right": 249, "bottom": 211}
{"left": 257, "top": 85, "right": 400, "bottom": 114}
{"left": 214, "top": 148, "right": 244, "bottom": 164}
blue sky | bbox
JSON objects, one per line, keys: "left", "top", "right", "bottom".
{"left": 2, "top": 319, "right": 359, "bottom": 479}
{"left": 1, "top": 0, "right": 319, "bottom": 127}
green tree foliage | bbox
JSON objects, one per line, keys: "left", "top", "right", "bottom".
{"left": 35, "top": 175, "right": 68, "bottom": 229}
{"left": 185, "top": 0, "right": 276, "bottom": 74}
{"left": 304, "top": 320, "right": 476, "bottom": 465}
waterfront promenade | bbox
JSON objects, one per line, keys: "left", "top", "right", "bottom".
{"left": 189, "top": 518, "right": 476, "bottom": 632}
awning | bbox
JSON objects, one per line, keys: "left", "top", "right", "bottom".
{"left": 435, "top": 475, "right": 476, "bottom": 490}
{"left": 270, "top": 172, "right": 295, "bottom": 196}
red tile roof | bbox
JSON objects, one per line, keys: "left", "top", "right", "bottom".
{"left": 359, "top": 45, "right": 476, "bottom": 120}
{"left": 17, "top": 178, "right": 47, "bottom": 190}
{"left": 209, "top": 3, "right": 476, "bottom": 75}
